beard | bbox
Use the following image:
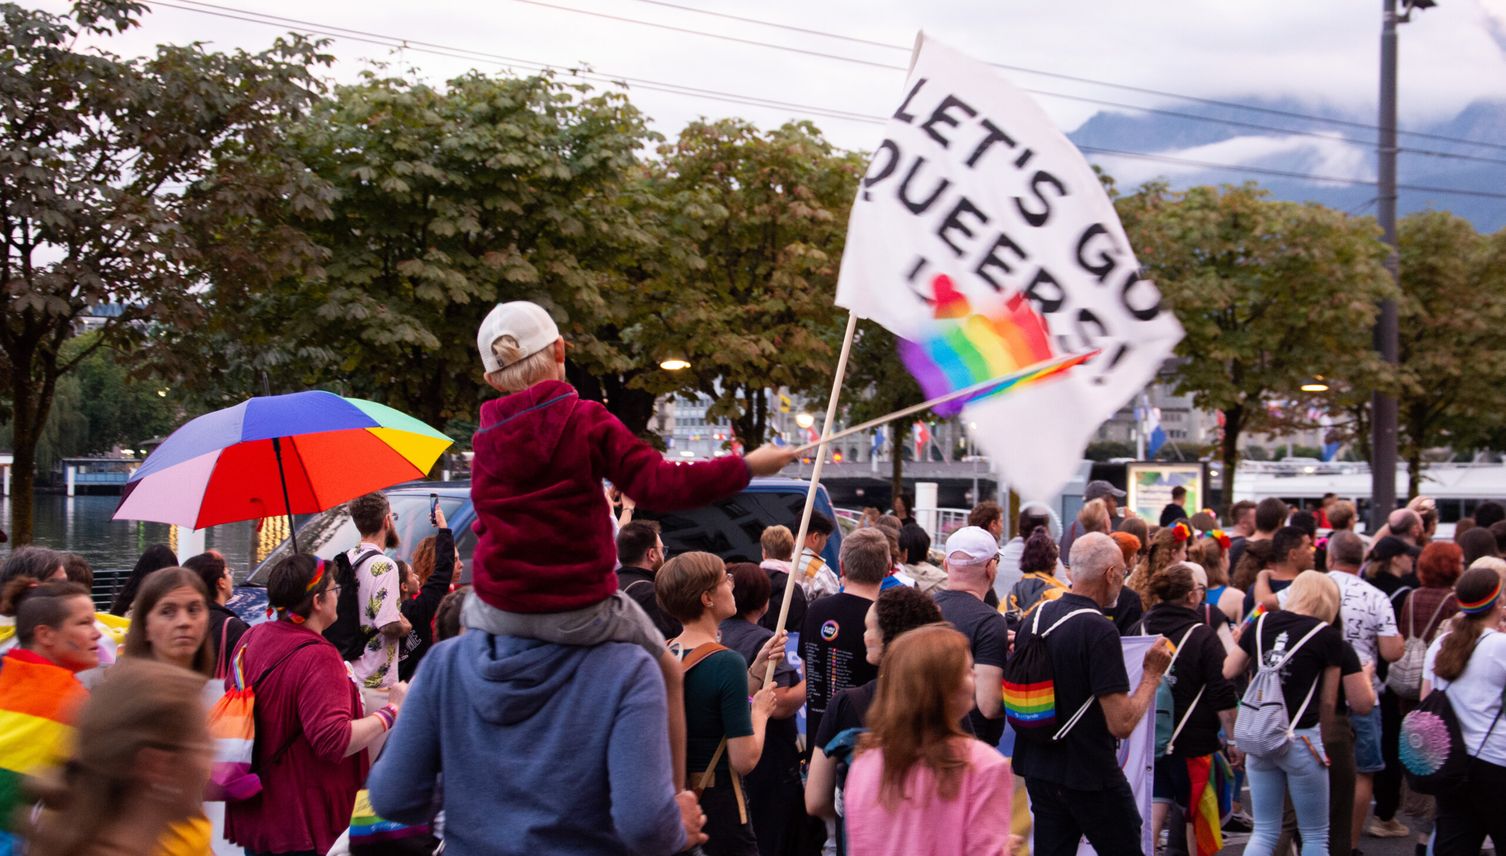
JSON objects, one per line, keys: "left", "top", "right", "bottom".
{"left": 385, "top": 527, "right": 401, "bottom": 550}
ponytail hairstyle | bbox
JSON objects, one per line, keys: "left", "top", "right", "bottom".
{"left": 1231, "top": 540, "right": 1275, "bottom": 592}
{"left": 1018, "top": 527, "right": 1059, "bottom": 574}
{"left": 1129, "top": 526, "right": 1184, "bottom": 603}
{"left": 0, "top": 579, "right": 90, "bottom": 648}
{"left": 1432, "top": 567, "right": 1504, "bottom": 681}
{"left": 1147, "top": 561, "right": 1197, "bottom": 606}
{"left": 858, "top": 625, "right": 972, "bottom": 808}
{"left": 24, "top": 659, "right": 209, "bottom": 856}
{"left": 265, "top": 554, "right": 331, "bottom": 623}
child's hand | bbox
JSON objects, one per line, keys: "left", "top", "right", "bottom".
{"left": 745, "top": 444, "right": 799, "bottom": 476}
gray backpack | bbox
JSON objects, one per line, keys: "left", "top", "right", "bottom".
{"left": 1233, "top": 614, "right": 1328, "bottom": 758}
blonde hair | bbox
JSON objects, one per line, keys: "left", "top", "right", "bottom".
{"left": 760, "top": 525, "right": 795, "bottom": 562}
{"left": 485, "top": 334, "right": 561, "bottom": 392}
{"left": 1077, "top": 498, "right": 1111, "bottom": 534}
{"left": 1285, "top": 570, "right": 1340, "bottom": 624}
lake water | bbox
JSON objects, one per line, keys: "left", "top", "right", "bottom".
{"left": 0, "top": 493, "right": 263, "bottom": 581}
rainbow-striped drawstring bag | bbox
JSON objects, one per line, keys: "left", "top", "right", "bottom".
{"left": 1002, "top": 606, "right": 1100, "bottom": 742}
{"left": 207, "top": 632, "right": 319, "bottom": 801}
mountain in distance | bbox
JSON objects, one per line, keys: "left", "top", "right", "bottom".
{"left": 1067, "top": 97, "right": 1506, "bottom": 232}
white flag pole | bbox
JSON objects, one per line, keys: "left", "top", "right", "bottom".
{"left": 789, "top": 351, "right": 1098, "bottom": 457}
{"left": 764, "top": 312, "right": 859, "bottom": 688}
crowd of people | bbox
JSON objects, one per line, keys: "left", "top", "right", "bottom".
{"left": 5, "top": 301, "right": 1506, "bottom": 856}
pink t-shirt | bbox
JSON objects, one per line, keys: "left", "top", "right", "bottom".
{"left": 844, "top": 738, "right": 1012, "bottom": 856}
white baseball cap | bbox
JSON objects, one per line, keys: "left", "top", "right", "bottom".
{"left": 477, "top": 301, "right": 560, "bottom": 374}
{"left": 944, "top": 526, "right": 1000, "bottom": 563}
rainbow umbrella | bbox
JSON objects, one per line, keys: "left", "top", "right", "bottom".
{"left": 114, "top": 391, "right": 453, "bottom": 551}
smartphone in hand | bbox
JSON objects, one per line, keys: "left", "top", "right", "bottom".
{"left": 429, "top": 493, "right": 439, "bottom": 526}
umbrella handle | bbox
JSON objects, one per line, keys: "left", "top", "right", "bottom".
{"left": 271, "top": 436, "right": 299, "bottom": 555}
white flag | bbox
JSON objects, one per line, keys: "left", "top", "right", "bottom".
{"left": 834, "top": 35, "right": 1183, "bottom": 501}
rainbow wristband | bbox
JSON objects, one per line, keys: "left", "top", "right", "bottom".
{"left": 374, "top": 704, "right": 397, "bottom": 732}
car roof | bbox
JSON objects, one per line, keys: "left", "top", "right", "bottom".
{"left": 378, "top": 476, "right": 822, "bottom": 496}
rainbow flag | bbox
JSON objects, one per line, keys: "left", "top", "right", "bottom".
{"left": 349, "top": 789, "right": 432, "bottom": 852}
{"left": 0, "top": 650, "right": 86, "bottom": 853}
{"left": 1242, "top": 603, "right": 1267, "bottom": 628}
{"left": 897, "top": 273, "right": 1094, "bottom": 416}
{"left": 1187, "top": 754, "right": 1223, "bottom": 856}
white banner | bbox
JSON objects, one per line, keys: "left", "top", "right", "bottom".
{"left": 834, "top": 35, "right": 1183, "bottom": 501}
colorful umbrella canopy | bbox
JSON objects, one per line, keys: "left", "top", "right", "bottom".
{"left": 114, "top": 391, "right": 454, "bottom": 530}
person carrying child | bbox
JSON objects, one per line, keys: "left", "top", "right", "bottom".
{"left": 465, "top": 301, "right": 798, "bottom": 794}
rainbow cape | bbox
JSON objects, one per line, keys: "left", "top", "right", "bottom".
{"left": 896, "top": 274, "right": 1093, "bottom": 417}
{"left": 0, "top": 650, "right": 85, "bottom": 850}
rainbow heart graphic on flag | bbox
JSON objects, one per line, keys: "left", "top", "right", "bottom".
{"left": 897, "top": 274, "right": 1095, "bottom": 417}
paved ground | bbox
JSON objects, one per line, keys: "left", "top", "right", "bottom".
{"left": 1216, "top": 812, "right": 1434, "bottom": 856}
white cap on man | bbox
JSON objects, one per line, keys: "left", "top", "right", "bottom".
{"left": 477, "top": 301, "right": 560, "bottom": 373}
{"left": 944, "top": 526, "right": 1000, "bottom": 564}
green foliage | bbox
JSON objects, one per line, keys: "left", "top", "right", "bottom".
{"left": 168, "top": 70, "right": 673, "bottom": 434}
{"left": 0, "top": 0, "right": 331, "bottom": 542}
{"left": 1116, "top": 183, "right": 1392, "bottom": 502}
{"left": 648, "top": 119, "right": 864, "bottom": 445}
{"left": 0, "top": 333, "right": 176, "bottom": 472}
{"left": 1391, "top": 212, "right": 1506, "bottom": 493}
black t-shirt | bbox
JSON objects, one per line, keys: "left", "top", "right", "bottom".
{"left": 1105, "top": 587, "right": 1144, "bottom": 636}
{"left": 1227, "top": 536, "right": 1248, "bottom": 577}
{"left": 1010, "top": 593, "right": 1132, "bottom": 790}
{"left": 814, "top": 679, "right": 878, "bottom": 754}
{"left": 1242, "top": 575, "right": 1294, "bottom": 618}
{"left": 801, "top": 592, "right": 878, "bottom": 751}
{"left": 933, "top": 589, "right": 1009, "bottom": 745}
{"left": 618, "top": 566, "right": 682, "bottom": 639}
{"left": 758, "top": 568, "right": 807, "bottom": 635}
{"left": 1159, "top": 503, "right": 1189, "bottom": 527}
{"left": 1236, "top": 610, "right": 1359, "bottom": 729}
{"left": 718, "top": 618, "right": 802, "bottom": 782}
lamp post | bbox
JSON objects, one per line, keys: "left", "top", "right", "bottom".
{"left": 1370, "top": 0, "right": 1434, "bottom": 529}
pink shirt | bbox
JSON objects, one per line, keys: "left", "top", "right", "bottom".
{"left": 844, "top": 738, "right": 1012, "bottom": 856}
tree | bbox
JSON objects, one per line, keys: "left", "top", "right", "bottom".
{"left": 839, "top": 320, "right": 933, "bottom": 505}
{"left": 0, "top": 0, "right": 330, "bottom": 543}
{"left": 1115, "top": 183, "right": 1392, "bottom": 505}
{"left": 1391, "top": 212, "right": 1506, "bottom": 494}
{"left": 648, "top": 119, "right": 864, "bottom": 445}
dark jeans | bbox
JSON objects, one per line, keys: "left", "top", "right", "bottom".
{"left": 1375, "top": 689, "right": 1405, "bottom": 821}
{"left": 1435, "top": 756, "right": 1506, "bottom": 855}
{"left": 1026, "top": 775, "right": 1143, "bottom": 856}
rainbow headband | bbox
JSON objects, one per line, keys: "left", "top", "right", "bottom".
{"left": 266, "top": 558, "right": 330, "bottom": 622}
{"left": 1459, "top": 580, "right": 1502, "bottom": 616}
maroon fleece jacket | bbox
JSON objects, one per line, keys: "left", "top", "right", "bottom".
{"left": 470, "top": 380, "right": 751, "bottom": 613}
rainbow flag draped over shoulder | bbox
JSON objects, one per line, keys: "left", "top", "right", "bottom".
{"left": 0, "top": 650, "right": 86, "bottom": 854}
{"left": 896, "top": 274, "right": 1094, "bottom": 417}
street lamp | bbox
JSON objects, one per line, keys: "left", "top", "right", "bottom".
{"left": 794, "top": 412, "right": 815, "bottom": 430}
{"left": 1371, "top": 0, "right": 1435, "bottom": 528}
{"left": 1301, "top": 375, "right": 1330, "bottom": 393}
{"left": 659, "top": 357, "right": 691, "bottom": 371}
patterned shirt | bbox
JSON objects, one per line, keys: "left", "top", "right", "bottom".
{"left": 350, "top": 543, "right": 402, "bottom": 689}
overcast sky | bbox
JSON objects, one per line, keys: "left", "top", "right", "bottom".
{"left": 31, "top": 0, "right": 1506, "bottom": 169}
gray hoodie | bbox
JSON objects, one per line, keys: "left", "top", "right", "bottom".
{"left": 368, "top": 631, "right": 685, "bottom": 855}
